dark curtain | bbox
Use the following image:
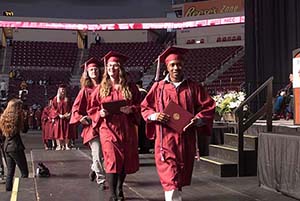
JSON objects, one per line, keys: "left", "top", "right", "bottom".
{"left": 245, "top": 0, "right": 300, "bottom": 108}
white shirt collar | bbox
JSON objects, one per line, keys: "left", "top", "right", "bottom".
{"left": 163, "top": 74, "right": 186, "bottom": 88}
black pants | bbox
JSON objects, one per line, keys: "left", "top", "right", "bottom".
{"left": 0, "top": 147, "right": 4, "bottom": 175}
{"left": 5, "top": 151, "right": 29, "bottom": 191}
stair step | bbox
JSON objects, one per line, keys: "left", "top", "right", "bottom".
{"left": 224, "top": 133, "right": 258, "bottom": 149}
{"left": 209, "top": 144, "right": 255, "bottom": 163}
{"left": 199, "top": 156, "right": 237, "bottom": 177}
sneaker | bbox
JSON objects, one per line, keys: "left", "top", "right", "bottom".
{"left": 286, "top": 113, "right": 293, "bottom": 120}
{"left": 55, "top": 146, "right": 61, "bottom": 151}
{"left": 96, "top": 177, "right": 105, "bottom": 185}
{"left": 98, "top": 182, "right": 106, "bottom": 191}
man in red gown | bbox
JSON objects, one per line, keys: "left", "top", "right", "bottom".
{"left": 141, "top": 47, "right": 215, "bottom": 201}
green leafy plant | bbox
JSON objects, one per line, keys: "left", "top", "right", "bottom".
{"left": 212, "top": 91, "right": 246, "bottom": 116}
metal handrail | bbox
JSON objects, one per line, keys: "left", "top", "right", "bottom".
{"left": 233, "top": 76, "right": 273, "bottom": 176}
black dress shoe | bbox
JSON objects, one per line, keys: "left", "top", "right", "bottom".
{"left": 89, "top": 171, "right": 96, "bottom": 182}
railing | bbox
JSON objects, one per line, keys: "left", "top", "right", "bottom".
{"left": 233, "top": 76, "right": 273, "bottom": 176}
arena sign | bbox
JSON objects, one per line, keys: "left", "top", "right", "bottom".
{"left": 184, "top": 0, "right": 244, "bottom": 17}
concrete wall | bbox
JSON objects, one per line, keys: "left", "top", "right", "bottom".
{"left": 13, "top": 29, "right": 77, "bottom": 42}
{"left": 0, "top": 0, "right": 171, "bottom": 19}
{"left": 176, "top": 23, "right": 244, "bottom": 48}
{"left": 88, "top": 30, "right": 149, "bottom": 45}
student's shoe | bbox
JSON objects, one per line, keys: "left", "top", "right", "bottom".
{"left": 89, "top": 171, "right": 96, "bottom": 182}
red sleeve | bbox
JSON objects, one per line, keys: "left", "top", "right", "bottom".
{"left": 193, "top": 84, "right": 216, "bottom": 136}
{"left": 41, "top": 107, "right": 49, "bottom": 123}
{"left": 48, "top": 97, "right": 59, "bottom": 119}
{"left": 87, "top": 86, "right": 102, "bottom": 129}
{"left": 140, "top": 82, "right": 160, "bottom": 140}
{"left": 129, "top": 83, "right": 141, "bottom": 125}
{"left": 70, "top": 88, "right": 87, "bottom": 124}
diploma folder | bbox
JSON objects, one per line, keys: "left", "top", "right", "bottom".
{"left": 102, "top": 100, "right": 127, "bottom": 114}
{"left": 163, "top": 101, "right": 194, "bottom": 134}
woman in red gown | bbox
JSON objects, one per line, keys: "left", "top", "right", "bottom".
{"left": 50, "top": 84, "right": 72, "bottom": 150}
{"left": 89, "top": 51, "right": 141, "bottom": 201}
{"left": 70, "top": 57, "right": 106, "bottom": 187}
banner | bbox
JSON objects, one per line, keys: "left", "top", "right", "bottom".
{"left": 292, "top": 49, "right": 300, "bottom": 125}
{"left": 183, "top": 0, "right": 244, "bottom": 18}
{"left": 293, "top": 57, "right": 300, "bottom": 88}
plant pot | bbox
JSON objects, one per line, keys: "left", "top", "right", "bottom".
{"left": 222, "top": 112, "right": 236, "bottom": 122}
{"left": 214, "top": 113, "right": 222, "bottom": 121}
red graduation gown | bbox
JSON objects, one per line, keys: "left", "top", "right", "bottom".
{"left": 35, "top": 109, "right": 42, "bottom": 129}
{"left": 70, "top": 87, "right": 98, "bottom": 145}
{"left": 141, "top": 80, "right": 215, "bottom": 191}
{"left": 50, "top": 96, "right": 72, "bottom": 140}
{"left": 41, "top": 106, "right": 51, "bottom": 142}
{"left": 88, "top": 84, "right": 140, "bottom": 174}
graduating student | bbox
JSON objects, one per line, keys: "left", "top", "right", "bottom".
{"left": 141, "top": 47, "right": 215, "bottom": 201}
{"left": 50, "top": 84, "right": 72, "bottom": 150}
{"left": 41, "top": 98, "right": 53, "bottom": 150}
{"left": 70, "top": 57, "right": 106, "bottom": 187}
{"left": 88, "top": 51, "right": 140, "bottom": 201}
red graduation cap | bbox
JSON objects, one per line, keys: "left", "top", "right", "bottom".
{"left": 102, "top": 51, "right": 129, "bottom": 66}
{"left": 80, "top": 57, "right": 102, "bottom": 70}
{"left": 154, "top": 46, "right": 188, "bottom": 81}
{"left": 158, "top": 46, "right": 188, "bottom": 65}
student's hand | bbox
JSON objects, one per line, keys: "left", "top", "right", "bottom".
{"left": 183, "top": 118, "right": 205, "bottom": 132}
{"left": 120, "top": 106, "right": 133, "bottom": 114}
{"left": 156, "top": 112, "right": 170, "bottom": 124}
{"left": 80, "top": 116, "right": 91, "bottom": 125}
{"left": 64, "top": 113, "right": 71, "bottom": 119}
{"left": 99, "top": 108, "right": 109, "bottom": 118}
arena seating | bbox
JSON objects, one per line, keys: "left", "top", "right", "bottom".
{"left": 89, "top": 42, "right": 164, "bottom": 69}
{"left": 207, "top": 56, "right": 245, "bottom": 92}
{"left": 8, "top": 70, "right": 73, "bottom": 106}
{"left": 11, "top": 41, "right": 78, "bottom": 69}
{"left": 184, "top": 46, "right": 243, "bottom": 82}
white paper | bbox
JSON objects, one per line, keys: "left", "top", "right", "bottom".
{"left": 293, "top": 57, "right": 300, "bottom": 88}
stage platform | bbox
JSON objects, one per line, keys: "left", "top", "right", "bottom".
{"left": 245, "top": 119, "right": 300, "bottom": 136}
{"left": 0, "top": 130, "right": 298, "bottom": 201}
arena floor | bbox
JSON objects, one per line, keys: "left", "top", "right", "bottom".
{"left": 0, "top": 130, "right": 297, "bottom": 201}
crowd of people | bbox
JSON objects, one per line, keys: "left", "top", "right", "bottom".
{"left": 273, "top": 74, "right": 294, "bottom": 120}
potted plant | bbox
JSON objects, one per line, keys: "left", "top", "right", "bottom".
{"left": 212, "top": 91, "right": 246, "bottom": 122}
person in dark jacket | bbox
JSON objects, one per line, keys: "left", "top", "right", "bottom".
{"left": 0, "top": 98, "right": 29, "bottom": 191}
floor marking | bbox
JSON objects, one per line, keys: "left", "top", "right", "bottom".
{"left": 10, "top": 177, "right": 19, "bottom": 201}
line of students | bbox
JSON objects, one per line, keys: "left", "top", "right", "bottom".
{"left": 70, "top": 47, "right": 215, "bottom": 201}
{"left": 41, "top": 84, "right": 77, "bottom": 150}
{"left": 0, "top": 46, "right": 216, "bottom": 200}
